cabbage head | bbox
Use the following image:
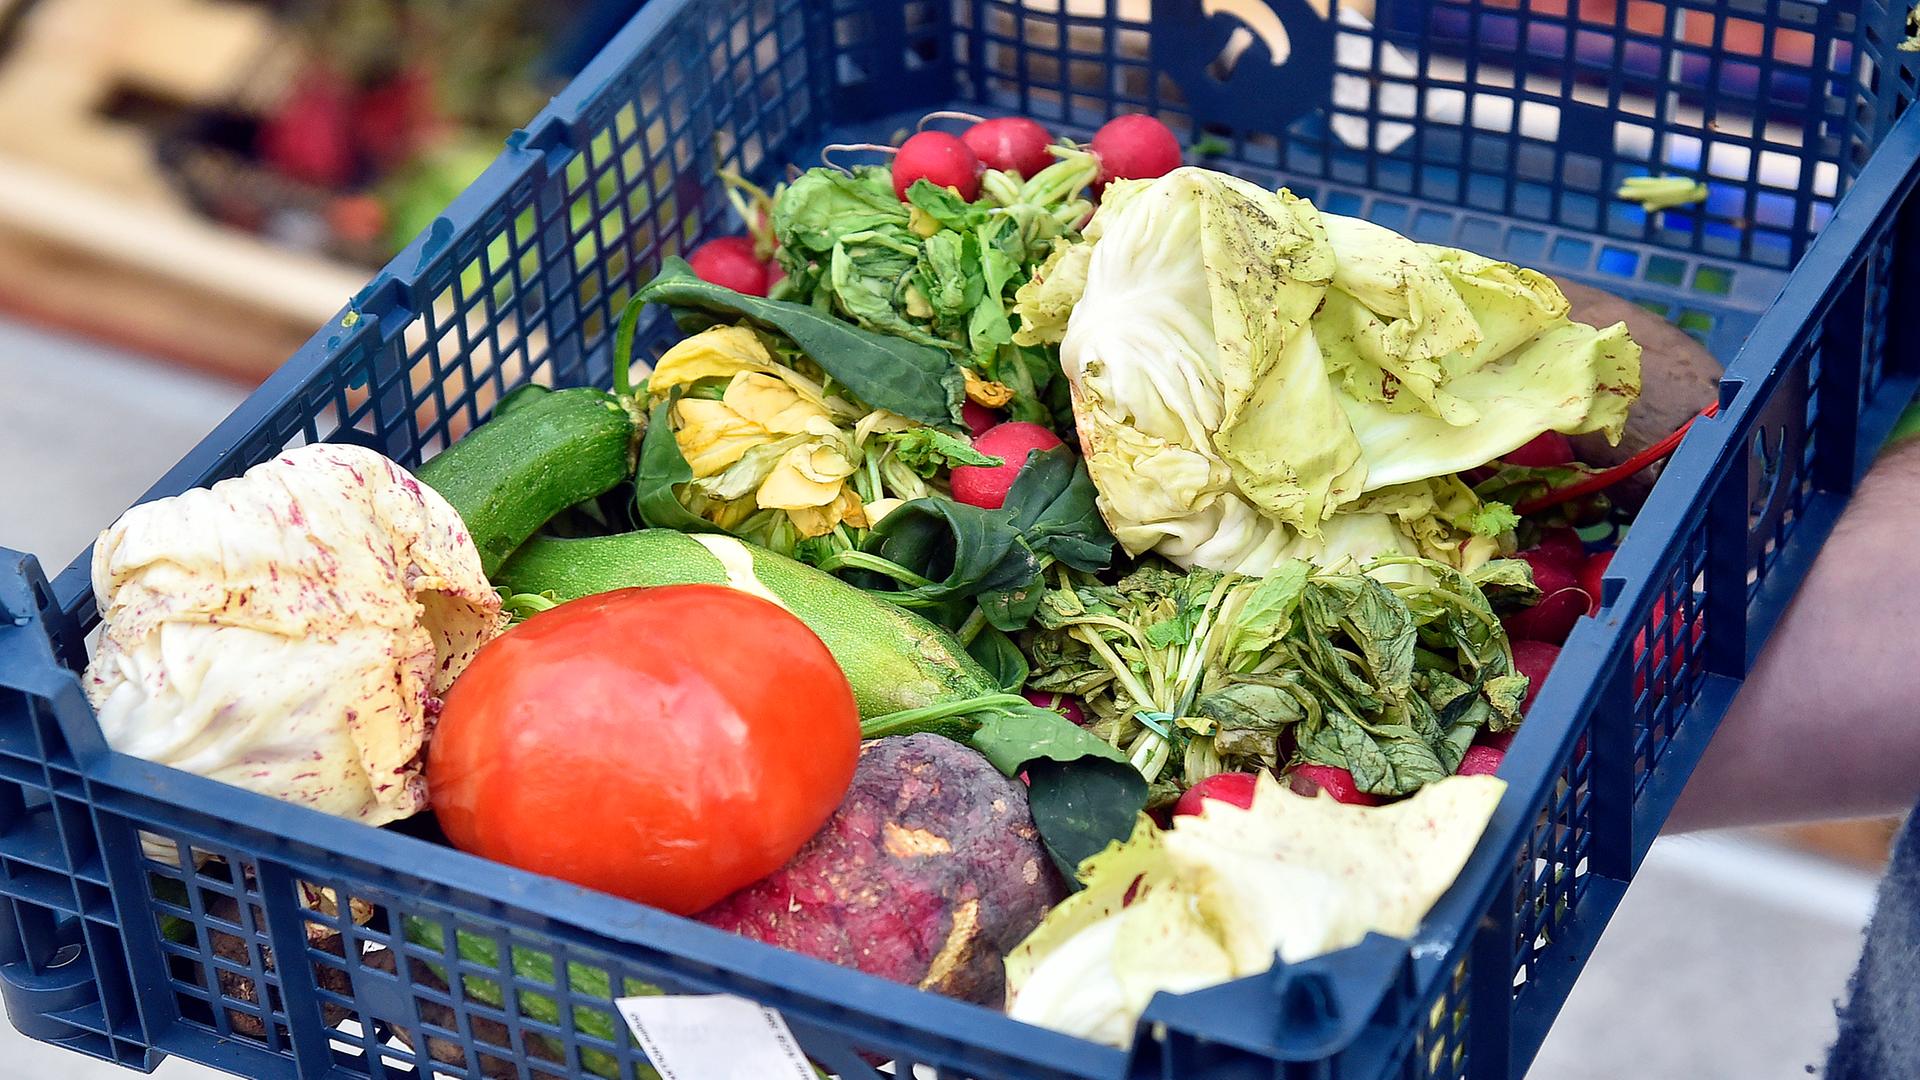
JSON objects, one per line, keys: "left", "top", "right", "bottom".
{"left": 1016, "top": 167, "right": 1640, "bottom": 576}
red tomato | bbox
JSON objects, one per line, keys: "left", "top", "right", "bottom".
{"left": 429, "top": 586, "right": 860, "bottom": 915}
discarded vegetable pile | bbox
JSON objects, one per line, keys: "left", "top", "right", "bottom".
{"left": 85, "top": 109, "right": 1676, "bottom": 1050}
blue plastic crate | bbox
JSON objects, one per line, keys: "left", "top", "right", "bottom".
{"left": 3, "top": 2, "right": 1920, "bottom": 1077}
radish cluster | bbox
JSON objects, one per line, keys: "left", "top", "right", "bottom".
{"left": 684, "top": 111, "right": 1183, "bottom": 295}
{"left": 892, "top": 112, "right": 1182, "bottom": 202}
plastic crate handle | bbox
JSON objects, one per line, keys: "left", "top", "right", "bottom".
{"left": 1127, "top": 934, "right": 1417, "bottom": 1076}
{"left": 0, "top": 549, "right": 113, "bottom": 1051}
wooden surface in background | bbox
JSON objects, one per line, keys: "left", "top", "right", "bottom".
{"left": 0, "top": 226, "right": 315, "bottom": 385}
{"left": 0, "top": 154, "right": 366, "bottom": 383}
{"left": 0, "top": 0, "right": 272, "bottom": 205}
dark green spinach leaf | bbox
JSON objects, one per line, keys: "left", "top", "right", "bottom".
{"left": 969, "top": 702, "right": 1146, "bottom": 881}
{"left": 857, "top": 448, "right": 1114, "bottom": 631}
{"left": 1025, "top": 759, "right": 1148, "bottom": 881}
{"left": 626, "top": 258, "right": 962, "bottom": 425}
{"left": 966, "top": 624, "right": 1030, "bottom": 692}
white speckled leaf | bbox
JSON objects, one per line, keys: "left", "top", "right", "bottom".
{"left": 85, "top": 443, "right": 501, "bottom": 836}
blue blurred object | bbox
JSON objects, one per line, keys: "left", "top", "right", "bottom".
{"left": 4, "top": 2, "right": 1920, "bottom": 1079}
{"left": 544, "top": 0, "right": 647, "bottom": 78}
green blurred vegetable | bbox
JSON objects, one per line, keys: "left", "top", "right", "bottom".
{"left": 1616, "top": 175, "right": 1710, "bottom": 212}
{"left": 379, "top": 137, "right": 500, "bottom": 256}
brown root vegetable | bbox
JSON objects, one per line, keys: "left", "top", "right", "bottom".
{"left": 1556, "top": 278, "right": 1724, "bottom": 507}
{"left": 696, "top": 734, "right": 1065, "bottom": 1005}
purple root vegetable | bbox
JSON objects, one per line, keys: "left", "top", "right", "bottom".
{"left": 694, "top": 734, "right": 1066, "bottom": 1004}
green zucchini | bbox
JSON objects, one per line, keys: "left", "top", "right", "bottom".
{"left": 497, "top": 530, "right": 996, "bottom": 718}
{"left": 415, "top": 387, "right": 641, "bottom": 576}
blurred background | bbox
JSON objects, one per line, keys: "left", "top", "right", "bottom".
{"left": 0, "top": 0, "right": 1897, "bottom": 1076}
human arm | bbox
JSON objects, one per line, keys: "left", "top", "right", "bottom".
{"left": 1668, "top": 434, "right": 1920, "bottom": 830}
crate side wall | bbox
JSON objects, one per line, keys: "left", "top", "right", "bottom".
{"left": 932, "top": 0, "right": 1861, "bottom": 272}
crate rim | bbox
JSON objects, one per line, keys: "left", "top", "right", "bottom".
{"left": 4, "top": 1, "right": 1920, "bottom": 1076}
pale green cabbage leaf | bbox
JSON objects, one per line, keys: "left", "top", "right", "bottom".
{"left": 1003, "top": 772, "right": 1505, "bottom": 1045}
{"left": 1018, "top": 167, "right": 1640, "bottom": 577}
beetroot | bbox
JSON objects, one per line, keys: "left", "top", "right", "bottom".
{"left": 950, "top": 423, "right": 1064, "bottom": 508}
{"left": 695, "top": 734, "right": 1063, "bottom": 1004}
{"left": 1285, "top": 764, "right": 1381, "bottom": 806}
{"left": 1504, "top": 432, "right": 1575, "bottom": 466}
{"left": 1504, "top": 549, "right": 1590, "bottom": 644}
{"left": 1477, "top": 729, "right": 1516, "bottom": 752}
{"left": 1172, "top": 772, "right": 1259, "bottom": 817}
{"left": 1456, "top": 744, "right": 1505, "bottom": 777}
{"left": 1510, "top": 639, "right": 1560, "bottom": 714}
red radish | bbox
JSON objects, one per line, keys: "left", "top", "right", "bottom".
{"left": 892, "top": 131, "right": 980, "bottom": 201}
{"left": 962, "top": 401, "right": 1001, "bottom": 439}
{"left": 964, "top": 117, "right": 1054, "bottom": 178}
{"left": 1457, "top": 744, "right": 1505, "bottom": 777}
{"left": 1504, "top": 432, "right": 1576, "bottom": 467}
{"left": 1477, "top": 729, "right": 1516, "bottom": 751}
{"left": 259, "top": 67, "right": 356, "bottom": 187}
{"left": 767, "top": 262, "right": 787, "bottom": 290}
{"left": 1503, "top": 550, "right": 1591, "bottom": 644}
{"left": 950, "top": 422, "right": 1064, "bottom": 508}
{"left": 1531, "top": 528, "right": 1587, "bottom": 573}
{"left": 1510, "top": 640, "right": 1560, "bottom": 714}
{"left": 1172, "top": 772, "right": 1259, "bottom": 817}
{"left": 1285, "top": 764, "right": 1381, "bottom": 806}
{"left": 1091, "top": 114, "right": 1182, "bottom": 187}
{"left": 687, "top": 237, "right": 772, "bottom": 296}
{"left": 1023, "top": 690, "right": 1088, "bottom": 726}
{"left": 1578, "top": 550, "right": 1613, "bottom": 615}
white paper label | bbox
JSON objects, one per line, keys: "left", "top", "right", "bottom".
{"left": 616, "top": 994, "right": 815, "bottom": 1080}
